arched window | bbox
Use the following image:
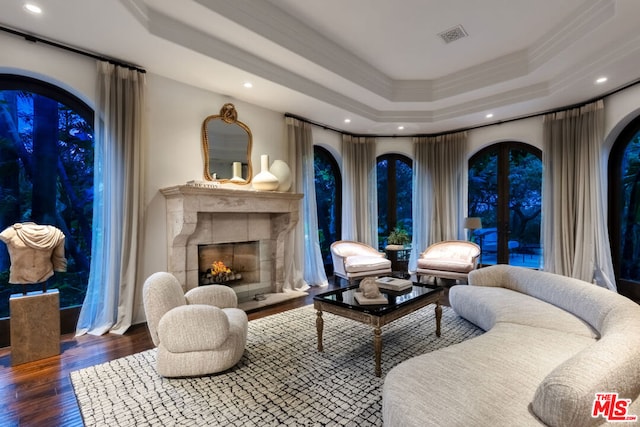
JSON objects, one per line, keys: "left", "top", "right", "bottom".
{"left": 468, "top": 142, "right": 542, "bottom": 267}
{"left": 0, "top": 75, "right": 93, "bottom": 336}
{"left": 609, "top": 116, "right": 640, "bottom": 301}
{"left": 314, "top": 146, "right": 342, "bottom": 273}
{"left": 377, "top": 154, "right": 412, "bottom": 249}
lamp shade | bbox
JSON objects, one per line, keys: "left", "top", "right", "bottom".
{"left": 464, "top": 217, "right": 482, "bottom": 230}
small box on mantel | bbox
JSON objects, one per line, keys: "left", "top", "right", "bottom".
{"left": 9, "top": 289, "right": 60, "bottom": 366}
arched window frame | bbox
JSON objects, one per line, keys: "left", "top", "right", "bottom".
{"left": 0, "top": 74, "right": 94, "bottom": 344}
{"left": 608, "top": 114, "right": 640, "bottom": 301}
{"left": 468, "top": 141, "right": 542, "bottom": 266}
{"left": 376, "top": 153, "right": 413, "bottom": 249}
{"left": 313, "top": 145, "right": 342, "bottom": 272}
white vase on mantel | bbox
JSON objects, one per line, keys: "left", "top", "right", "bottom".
{"left": 252, "top": 154, "right": 279, "bottom": 191}
{"left": 269, "top": 159, "right": 292, "bottom": 192}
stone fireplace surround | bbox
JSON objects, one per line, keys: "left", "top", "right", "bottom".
{"left": 160, "top": 185, "right": 303, "bottom": 303}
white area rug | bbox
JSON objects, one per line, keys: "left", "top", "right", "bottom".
{"left": 71, "top": 305, "right": 482, "bottom": 426}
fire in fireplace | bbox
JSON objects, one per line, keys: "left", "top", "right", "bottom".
{"left": 198, "top": 241, "right": 260, "bottom": 287}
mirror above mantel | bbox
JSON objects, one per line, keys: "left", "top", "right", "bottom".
{"left": 202, "top": 103, "right": 253, "bottom": 184}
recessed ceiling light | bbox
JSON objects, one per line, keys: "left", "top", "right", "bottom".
{"left": 397, "top": 126, "right": 404, "bottom": 130}
{"left": 595, "top": 77, "right": 608, "bottom": 84}
{"left": 243, "top": 82, "right": 253, "bottom": 88}
{"left": 344, "top": 118, "right": 351, "bottom": 123}
{"left": 23, "top": 3, "right": 42, "bottom": 14}
{"left": 486, "top": 113, "right": 494, "bottom": 119}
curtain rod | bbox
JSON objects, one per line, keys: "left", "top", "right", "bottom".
{"left": 0, "top": 24, "right": 146, "bottom": 74}
{"left": 286, "top": 76, "right": 640, "bottom": 139}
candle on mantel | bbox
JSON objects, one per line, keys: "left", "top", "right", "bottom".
{"left": 232, "top": 162, "right": 242, "bottom": 179}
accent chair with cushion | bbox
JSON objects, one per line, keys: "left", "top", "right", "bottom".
{"left": 330, "top": 240, "right": 392, "bottom": 285}
{"left": 142, "top": 271, "right": 248, "bottom": 377}
{"left": 416, "top": 240, "right": 480, "bottom": 284}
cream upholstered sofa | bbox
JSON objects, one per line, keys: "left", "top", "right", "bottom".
{"left": 143, "top": 272, "right": 248, "bottom": 377}
{"left": 330, "top": 240, "right": 392, "bottom": 285}
{"left": 383, "top": 265, "right": 640, "bottom": 426}
{"left": 416, "top": 240, "right": 480, "bottom": 283}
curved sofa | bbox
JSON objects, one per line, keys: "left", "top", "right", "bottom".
{"left": 383, "top": 265, "right": 640, "bottom": 426}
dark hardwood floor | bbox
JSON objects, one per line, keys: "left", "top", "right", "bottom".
{"left": 0, "top": 284, "right": 339, "bottom": 427}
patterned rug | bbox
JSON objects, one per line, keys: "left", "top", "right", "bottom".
{"left": 71, "top": 305, "right": 483, "bottom": 426}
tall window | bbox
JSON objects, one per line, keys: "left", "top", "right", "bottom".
{"left": 377, "top": 154, "right": 412, "bottom": 249}
{"left": 609, "top": 116, "right": 640, "bottom": 301}
{"left": 0, "top": 75, "right": 93, "bottom": 321}
{"left": 468, "top": 142, "right": 542, "bottom": 267}
{"left": 314, "top": 146, "right": 341, "bottom": 272}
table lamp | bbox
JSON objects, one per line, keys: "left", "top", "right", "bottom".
{"left": 463, "top": 217, "right": 482, "bottom": 241}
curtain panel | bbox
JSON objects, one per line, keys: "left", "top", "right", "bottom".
{"left": 286, "top": 117, "right": 327, "bottom": 288}
{"left": 341, "top": 135, "right": 378, "bottom": 247}
{"left": 409, "top": 132, "right": 467, "bottom": 271}
{"left": 542, "top": 99, "right": 616, "bottom": 290}
{"left": 76, "top": 62, "right": 146, "bottom": 336}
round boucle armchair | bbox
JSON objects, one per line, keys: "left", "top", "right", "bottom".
{"left": 142, "top": 272, "right": 248, "bottom": 377}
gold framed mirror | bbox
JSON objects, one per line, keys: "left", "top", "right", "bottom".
{"left": 202, "top": 103, "right": 253, "bottom": 183}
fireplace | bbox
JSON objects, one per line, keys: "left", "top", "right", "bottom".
{"left": 160, "top": 185, "right": 302, "bottom": 303}
{"left": 199, "top": 241, "right": 260, "bottom": 286}
{"left": 198, "top": 241, "right": 270, "bottom": 301}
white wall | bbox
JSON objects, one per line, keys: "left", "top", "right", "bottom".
{"left": 142, "top": 74, "right": 285, "bottom": 322}
{"left": 4, "top": 29, "right": 640, "bottom": 325}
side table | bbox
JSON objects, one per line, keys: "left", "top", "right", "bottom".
{"left": 385, "top": 246, "right": 411, "bottom": 277}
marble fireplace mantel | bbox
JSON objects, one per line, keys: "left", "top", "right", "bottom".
{"left": 160, "top": 185, "right": 303, "bottom": 297}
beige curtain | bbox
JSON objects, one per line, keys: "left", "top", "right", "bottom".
{"left": 76, "top": 61, "right": 146, "bottom": 335}
{"left": 542, "top": 99, "right": 615, "bottom": 290}
{"left": 409, "top": 132, "right": 467, "bottom": 271}
{"left": 341, "top": 135, "right": 378, "bottom": 247}
{"left": 285, "top": 117, "right": 326, "bottom": 289}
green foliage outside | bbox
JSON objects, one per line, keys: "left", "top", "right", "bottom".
{"left": 314, "top": 148, "right": 339, "bottom": 267}
{"left": 377, "top": 157, "right": 412, "bottom": 249}
{"left": 468, "top": 147, "right": 542, "bottom": 265}
{"left": 0, "top": 90, "right": 93, "bottom": 318}
{"left": 621, "top": 132, "right": 640, "bottom": 281}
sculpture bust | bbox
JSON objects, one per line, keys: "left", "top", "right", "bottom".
{"left": 0, "top": 222, "right": 66, "bottom": 293}
{"left": 359, "top": 277, "right": 381, "bottom": 299}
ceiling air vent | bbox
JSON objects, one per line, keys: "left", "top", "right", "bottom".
{"left": 438, "top": 25, "right": 468, "bottom": 44}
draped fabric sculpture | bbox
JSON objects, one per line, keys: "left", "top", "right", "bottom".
{"left": 0, "top": 222, "right": 67, "bottom": 293}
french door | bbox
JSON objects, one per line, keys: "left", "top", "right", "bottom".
{"left": 468, "top": 142, "right": 542, "bottom": 267}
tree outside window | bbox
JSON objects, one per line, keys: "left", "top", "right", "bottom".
{"left": 377, "top": 154, "right": 412, "bottom": 250}
{"left": 0, "top": 76, "right": 93, "bottom": 319}
{"left": 609, "top": 118, "right": 640, "bottom": 301}
{"left": 313, "top": 146, "right": 341, "bottom": 272}
{"left": 468, "top": 142, "right": 541, "bottom": 267}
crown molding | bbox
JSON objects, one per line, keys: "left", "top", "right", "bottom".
{"left": 121, "top": 0, "right": 624, "bottom": 124}
{"left": 192, "top": 0, "right": 614, "bottom": 103}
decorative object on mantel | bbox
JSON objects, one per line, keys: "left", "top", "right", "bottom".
{"left": 202, "top": 103, "right": 253, "bottom": 184}
{"left": 201, "top": 260, "right": 241, "bottom": 285}
{"left": 252, "top": 154, "right": 279, "bottom": 191}
{"left": 186, "top": 180, "right": 221, "bottom": 189}
{"left": 269, "top": 159, "right": 292, "bottom": 192}
{"left": 229, "top": 161, "right": 246, "bottom": 184}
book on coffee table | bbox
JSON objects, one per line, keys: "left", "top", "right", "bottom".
{"left": 354, "top": 292, "right": 388, "bottom": 305}
{"left": 375, "top": 277, "right": 413, "bottom": 291}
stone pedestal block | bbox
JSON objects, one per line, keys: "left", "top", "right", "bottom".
{"left": 10, "top": 290, "right": 60, "bottom": 365}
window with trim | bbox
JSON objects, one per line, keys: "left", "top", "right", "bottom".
{"left": 314, "top": 146, "right": 341, "bottom": 272}
{"left": 0, "top": 75, "right": 94, "bottom": 320}
{"left": 609, "top": 115, "right": 640, "bottom": 301}
{"left": 468, "top": 142, "right": 542, "bottom": 267}
{"left": 377, "top": 154, "right": 412, "bottom": 249}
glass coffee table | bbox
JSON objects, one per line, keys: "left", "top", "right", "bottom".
{"left": 313, "top": 281, "right": 444, "bottom": 377}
